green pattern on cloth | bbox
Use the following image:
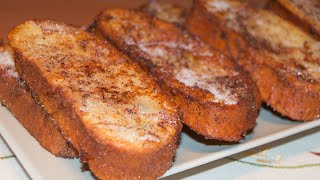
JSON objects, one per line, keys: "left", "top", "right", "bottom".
{"left": 228, "top": 157, "right": 320, "bottom": 169}
{"left": 0, "top": 155, "right": 15, "bottom": 160}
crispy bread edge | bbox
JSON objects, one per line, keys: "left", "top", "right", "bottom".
{"left": 0, "top": 67, "right": 77, "bottom": 158}
{"left": 266, "top": 0, "right": 320, "bottom": 40}
{"left": 94, "top": 9, "right": 261, "bottom": 141}
{"left": 277, "top": 0, "right": 320, "bottom": 37}
{"left": 186, "top": 0, "right": 320, "bottom": 120}
{"left": 242, "top": 49, "right": 320, "bottom": 121}
{"left": 8, "top": 20, "right": 181, "bottom": 179}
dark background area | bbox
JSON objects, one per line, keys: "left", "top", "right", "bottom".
{"left": 0, "top": 0, "right": 270, "bottom": 38}
{"left": 0, "top": 0, "right": 149, "bottom": 37}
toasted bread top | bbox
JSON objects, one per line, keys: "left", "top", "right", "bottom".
{"left": 141, "top": 0, "right": 188, "bottom": 25}
{"left": 96, "top": 9, "right": 255, "bottom": 106}
{"left": 8, "top": 20, "right": 181, "bottom": 151}
{"left": 201, "top": 0, "right": 315, "bottom": 50}
{"left": 277, "top": 0, "right": 320, "bottom": 35}
{"left": 200, "top": 0, "right": 320, "bottom": 83}
{"left": 0, "top": 44, "right": 18, "bottom": 78}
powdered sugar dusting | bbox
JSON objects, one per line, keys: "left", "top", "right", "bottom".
{"left": 139, "top": 41, "right": 195, "bottom": 52}
{"left": 204, "top": 0, "right": 243, "bottom": 30}
{"left": 97, "top": 124, "right": 161, "bottom": 143}
{"left": 40, "top": 23, "right": 66, "bottom": 34}
{"left": 137, "top": 41, "right": 213, "bottom": 57}
{"left": 0, "top": 49, "right": 19, "bottom": 78}
{"left": 256, "top": 18, "right": 264, "bottom": 26}
{"left": 208, "top": 0, "right": 231, "bottom": 11}
{"left": 139, "top": 44, "right": 168, "bottom": 57}
{"left": 79, "top": 91, "right": 166, "bottom": 143}
{"left": 274, "top": 42, "right": 320, "bottom": 80}
{"left": 175, "top": 68, "right": 237, "bottom": 104}
{"left": 124, "top": 36, "right": 136, "bottom": 45}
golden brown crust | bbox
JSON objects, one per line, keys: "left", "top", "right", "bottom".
{"left": 242, "top": 49, "right": 320, "bottom": 120}
{"left": 94, "top": 9, "right": 261, "bottom": 141}
{"left": 9, "top": 20, "right": 181, "bottom": 179}
{"left": 187, "top": 0, "right": 320, "bottom": 121}
{"left": 186, "top": 1, "right": 246, "bottom": 60}
{"left": 140, "top": 0, "right": 192, "bottom": 25}
{"left": 0, "top": 45, "right": 77, "bottom": 158}
{"left": 265, "top": 0, "right": 320, "bottom": 40}
{"left": 277, "top": 0, "right": 320, "bottom": 37}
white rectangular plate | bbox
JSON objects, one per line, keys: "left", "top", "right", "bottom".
{"left": 0, "top": 106, "right": 320, "bottom": 179}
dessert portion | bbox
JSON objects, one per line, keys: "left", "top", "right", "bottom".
{"left": 140, "top": 0, "right": 191, "bottom": 25}
{"left": 277, "top": 0, "right": 320, "bottom": 36}
{"left": 8, "top": 20, "right": 182, "bottom": 179}
{"left": 94, "top": 9, "right": 261, "bottom": 141}
{"left": 186, "top": 0, "right": 320, "bottom": 120}
{"left": 1, "top": 0, "right": 318, "bottom": 178}
{"left": 0, "top": 44, "right": 77, "bottom": 158}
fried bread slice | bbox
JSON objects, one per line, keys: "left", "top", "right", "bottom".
{"left": 140, "top": 0, "right": 191, "bottom": 25}
{"left": 186, "top": 0, "right": 315, "bottom": 60}
{"left": 8, "top": 20, "right": 182, "bottom": 179}
{"left": 265, "top": 0, "right": 320, "bottom": 40}
{"left": 186, "top": 0, "right": 320, "bottom": 120}
{"left": 94, "top": 9, "right": 261, "bottom": 142}
{"left": 277, "top": 0, "right": 320, "bottom": 36}
{"left": 0, "top": 44, "right": 77, "bottom": 158}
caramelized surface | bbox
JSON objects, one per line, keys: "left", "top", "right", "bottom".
{"left": 95, "top": 9, "right": 260, "bottom": 141}
{"left": 201, "top": 0, "right": 320, "bottom": 83}
{"left": 8, "top": 20, "right": 180, "bottom": 151}
{"left": 141, "top": 0, "right": 189, "bottom": 25}
{"left": 189, "top": 0, "right": 320, "bottom": 120}
{"left": 96, "top": 9, "right": 249, "bottom": 105}
{"left": 277, "top": 0, "right": 320, "bottom": 36}
{"left": 0, "top": 45, "right": 77, "bottom": 157}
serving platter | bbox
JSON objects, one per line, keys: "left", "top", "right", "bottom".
{"left": 0, "top": 105, "right": 320, "bottom": 179}
{"left": 1, "top": 0, "right": 320, "bottom": 179}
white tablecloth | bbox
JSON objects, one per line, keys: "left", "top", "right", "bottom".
{"left": 0, "top": 135, "right": 28, "bottom": 179}
{"left": 165, "top": 127, "right": 320, "bottom": 180}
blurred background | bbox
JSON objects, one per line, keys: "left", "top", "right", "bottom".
{"left": 0, "top": 0, "right": 270, "bottom": 38}
{"left": 0, "top": 0, "right": 149, "bottom": 37}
